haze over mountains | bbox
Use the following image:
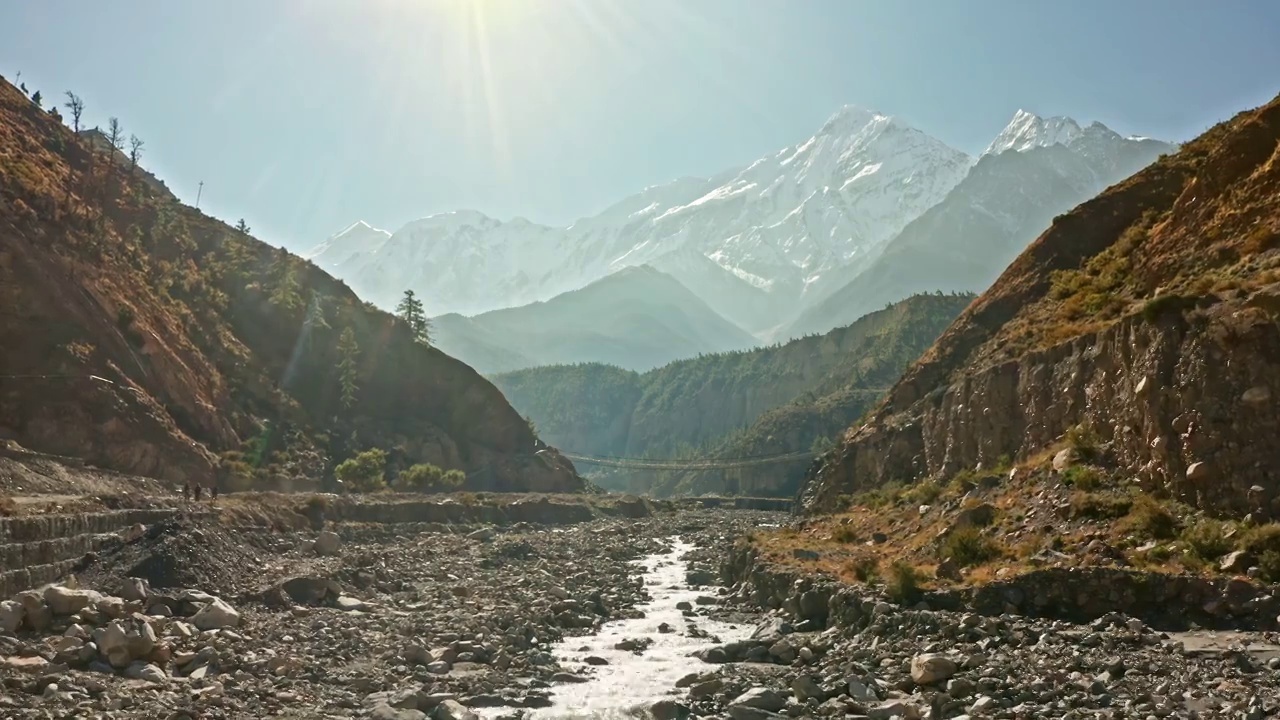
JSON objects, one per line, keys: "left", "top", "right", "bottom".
{"left": 308, "top": 105, "right": 1173, "bottom": 369}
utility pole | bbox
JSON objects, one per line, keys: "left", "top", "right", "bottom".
{"left": 195, "top": 180, "right": 204, "bottom": 209}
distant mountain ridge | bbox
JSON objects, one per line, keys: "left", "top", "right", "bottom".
{"left": 432, "top": 265, "right": 758, "bottom": 374}
{"left": 314, "top": 105, "right": 1169, "bottom": 349}
{"left": 309, "top": 105, "right": 976, "bottom": 331}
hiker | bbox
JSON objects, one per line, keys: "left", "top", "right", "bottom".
{"left": 183, "top": 482, "right": 191, "bottom": 501}
{"left": 212, "top": 485, "right": 219, "bottom": 500}
{"left": 194, "top": 484, "right": 203, "bottom": 501}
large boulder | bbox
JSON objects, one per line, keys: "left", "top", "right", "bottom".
{"left": 313, "top": 531, "right": 342, "bottom": 556}
{"left": 910, "top": 653, "right": 958, "bottom": 685}
{"left": 16, "top": 591, "right": 51, "bottom": 632}
{"left": 43, "top": 585, "right": 101, "bottom": 616}
{"left": 0, "top": 600, "right": 23, "bottom": 634}
{"left": 277, "top": 576, "right": 344, "bottom": 606}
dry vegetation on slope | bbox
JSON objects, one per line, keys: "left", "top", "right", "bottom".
{"left": 0, "top": 77, "right": 581, "bottom": 495}
{"left": 801, "top": 92, "right": 1280, "bottom": 518}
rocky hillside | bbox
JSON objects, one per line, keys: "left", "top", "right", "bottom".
{"left": 433, "top": 265, "right": 758, "bottom": 374}
{"left": 0, "top": 77, "right": 582, "bottom": 494}
{"left": 788, "top": 117, "right": 1173, "bottom": 337}
{"left": 493, "top": 293, "right": 972, "bottom": 496}
{"left": 801, "top": 92, "right": 1280, "bottom": 516}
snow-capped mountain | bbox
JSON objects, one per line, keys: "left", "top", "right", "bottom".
{"left": 313, "top": 105, "right": 1168, "bottom": 349}
{"left": 308, "top": 106, "right": 975, "bottom": 328}
{"left": 786, "top": 111, "right": 1175, "bottom": 337}
{"left": 305, "top": 220, "right": 391, "bottom": 269}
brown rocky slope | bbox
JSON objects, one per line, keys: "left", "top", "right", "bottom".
{"left": 801, "top": 92, "right": 1280, "bottom": 516}
{"left": 0, "top": 77, "right": 582, "bottom": 494}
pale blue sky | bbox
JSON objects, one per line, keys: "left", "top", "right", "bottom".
{"left": 3, "top": 1, "right": 1278, "bottom": 250}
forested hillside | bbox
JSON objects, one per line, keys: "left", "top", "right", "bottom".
{"left": 0, "top": 77, "right": 582, "bottom": 494}
{"left": 492, "top": 292, "right": 972, "bottom": 496}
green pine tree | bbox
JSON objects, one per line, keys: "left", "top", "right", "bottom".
{"left": 395, "top": 289, "right": 431, "bottom": 346}
{"left": 337, "top": 327, "right": 360, "bottom": 409}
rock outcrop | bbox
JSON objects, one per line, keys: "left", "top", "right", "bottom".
{"left": 800, "top": 92, "right": 1280, "bottom": 517}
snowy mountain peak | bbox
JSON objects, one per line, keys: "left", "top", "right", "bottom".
{"left": 984, "top": 109, "right": 1085, "bottom": 156}
{"left": 302, "top": 220, "right": 391, "bottom": 263}
{"left": 818, "top": 104, "right": 897, "bottom": 137}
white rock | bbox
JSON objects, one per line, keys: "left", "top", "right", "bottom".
{"left": 313, "top": 531, "right": 342, "bottom": 555}
{"left": 120, "top": 577, "right": 151, "bottom": 602}
{"left": 433, "top": 699, "right": 479, "bottom": 720}
{"left": 192, "top": 598, "right": 241, "bottom": 630}
{"left": 0, "top": 600, "right": 24, "bottom": 634}
{"left": 728, "top": 688, "right": 786, "bottom": 712}
{"left": 43, "top": 585, "right": 100, "bottom": 616}
{"left": 1242, "top": 386, "right": 1271, "bottom": 405}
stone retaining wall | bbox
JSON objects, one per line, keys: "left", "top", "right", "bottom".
{"left": 0, "top": 509, "right": 178, "bottom": 598}
{"left": 723, "top": 541, "right": 1280, "bottom": 632}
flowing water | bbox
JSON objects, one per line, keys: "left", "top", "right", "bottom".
{"left": 481, "top": 536, "right": 753, "bottom": 719}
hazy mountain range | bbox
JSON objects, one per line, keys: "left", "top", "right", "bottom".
{"left": 306, "top": 106, "right": 1173, "bottom": 368}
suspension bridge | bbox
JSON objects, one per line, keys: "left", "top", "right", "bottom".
{"left": 557, "top": 449, "right": 816, "bottom": 470}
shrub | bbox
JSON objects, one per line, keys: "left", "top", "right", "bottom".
{"left": 0, "top": 494, "right": 16, "bottom": 517}
{"left": 1141, "top": 294, "right": 1192, "bottom": 323}
{"left": 334, "top": 448, "right": 387, "bottom": 493}
{"left": 940, "top": 526, "right": 1001, "bottom": 568}
{"left": 1238, "top": 523, "right": 1280, "bottom": 557}
{"left": 1065, "top": 423, "right": 1101, "bottom": 459}
{"left": 833, "top": 525, "right": 859, "bottom": 544}
{"left": 904, "top": 482, "right": 943, "bottom": 506}
{"left": 849, "top": 556, "right": 879, "bottom": 583}
{"left": 1062, "top": 465, "right": 1104, "bottom": 491}
{"left": 1125, "top": 496, "right": 1178, "bottom": 540}
{"left": 1241, "top": 223, "right": 1279, "bottom": 255}
{"left": 885, "top": 560, "right": 922, "bottom": 604}
{"left": 1181, "top": 519, "right": 1234, "bottom": 561}
{"left": 858, "top": 482, "right": 905, "bottom": 509}
{"left": 1258, "top": 550, "right": 1280, "bottom": 583}
{"left": 1069, "top": 492, "right": 1133, "bottom": 520}
{"left": 116, "top": 304, "right": 135, "bottom": 329}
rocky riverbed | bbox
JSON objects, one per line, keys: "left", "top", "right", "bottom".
{"left": 2, "top": 506, "right": 1280, "bottom": 719}
{"left": 0, "top": 508, "right": 772, "bottom": 719}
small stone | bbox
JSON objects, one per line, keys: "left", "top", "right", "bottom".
{"left": 432, "top": 699, "right": 479, "bottom": 720}
{"left": 1242, "top": 386, "right": 1271, "bottom": 405}
{"left": 969, "top": 696, "right": 998, "bottom": 714}
{"left": 847, "top": 678, "right": 878, "bottom": 702}
{"left": 649, "top": 699, "right": 689, "bottom": 720}
{"left": 1186, "top": 462, "right": 1212, "bottom": 482}
{"left": 869, "top": 700, "right": 922, "bottom": 720}
{"left": 728, "top": 688, "right": 786, "bottom": 712}
{"left": 689, "top": 677, "right": 723, "bottom": 698}
{"left": 370, "top": 705, "right": 427, "bottom": 720}
{"left": 791, "top": 674, "right": 825, "bottom": 702}
{"left": 584, "top": 655, "right": 609, "bottom": 666}
{"left": 1220, "top": 550, "right": 1253, "bottom": 573}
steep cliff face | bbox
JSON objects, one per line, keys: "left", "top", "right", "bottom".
{"left": 0, "top": 78, "right": 582, "bottom": 494}
{"left": 801, "top": 94, "right": 1280, "bottom": 517}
